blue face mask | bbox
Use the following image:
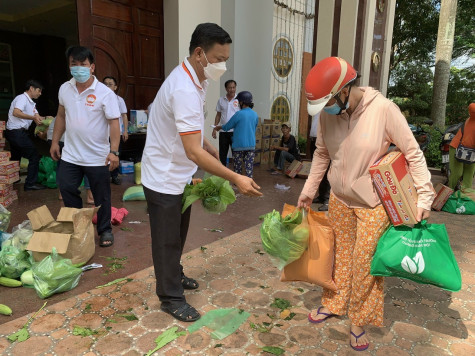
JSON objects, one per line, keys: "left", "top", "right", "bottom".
{"left": 70, "top": 66, "right": 91, "bottom": 83}
{"left": 323, "top": 101, "right": 349, "bottom": 115}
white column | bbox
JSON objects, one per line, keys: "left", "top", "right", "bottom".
{"left": 315, "top": 0, "right": 335, "bottom": 64}
{"left": 360, "top": 0, "right": 376, "bottom": 86}
{"left": 338, "top": 0, "right": 359, "bottom": 64}
{"left": 380, "top": 0, "right": 396, "bottom": 96}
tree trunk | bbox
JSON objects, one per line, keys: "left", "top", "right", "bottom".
{"left": 431, "top": 0, "right": 458, "bottom": 129}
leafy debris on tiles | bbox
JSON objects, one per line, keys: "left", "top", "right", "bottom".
{"left": 270, "top": 298, "right": 291, "bottom": 311}
{"left": 96, "top": 277, "right": 133, "bottom": 289}
{"left": 7, "top": 302, "right": 47, "bottom": 343}
{"left": 145, "top": 327, "right": 187, "bottom": 356}
{"left": 262, "top": 346, "right": 285, "bottom": 355}
{"left": 73, "top": 325, "right": 99, "bottom": 337}
{"left": 100, "top": 252, "right": 128, "bottom": 275}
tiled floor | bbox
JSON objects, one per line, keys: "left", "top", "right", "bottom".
{"left": 0, "top": 166, "right": 474, "bottom": 355}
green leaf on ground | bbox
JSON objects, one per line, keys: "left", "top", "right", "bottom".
{"left": 120, "top": 227, "right": 133, "bottom": 231}
{"left": 85, "top": 304, "right": 92, "bottom": 311}
{"left": 96, "top": 278, "right": 132, "bottom": 289}
{"left": 214, "top": 343, "right": 223, "bottom": 348}
{"left": 7, "top": 302, "right": 47, "bottom": 343}
{"left": 7, "top": 328, "right": 29, "bottom": 342}
{"left": 266, "top": 313, "right": 276, "bottom": 319}
{"left": 270, "top": 298, "right": 291, "bottom": 311}
{"left": 284, "top": 312, "right": 296, "bottom": 321}
{"left": 260, "top": 285, "right": 269, "bottom": 289}
{"left": 200, "top": 246, "right": 207, "bottom": 252}
{"left": 106, "top": 319, "right": 117, "bottom": 323}
{"left": 255, "top": 249, "right": 265, "bottom": 255}
{"left": 262, "top": 346, "right": 285, "bottom": 355}
{"left": 73, "top": 325, "right": 99, "bottom": 337}
{"left": 249, "top": 322, "right": 272, "bottom": 333}
{"left": 297, "top": 288, "right": 304, "bottom": 293}
{"left": 117, "top": 313, "right": 138, "bottom": 321}
{"left": 145, "top": 327, "right": 187, "bottom": 356}
{"left": 101, "top": 252, "right": 128, "bottom": 275}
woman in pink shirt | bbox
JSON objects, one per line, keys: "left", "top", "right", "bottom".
{"left": 298, "top": 57, "right": 435, "bottom": 351}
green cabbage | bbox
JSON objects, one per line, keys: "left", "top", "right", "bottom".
{"left": 182, "top": 174, "right": 236, "bottom": 214}
{"left": 260, "top": 209, "right": 309, "bottom": 270}
{"left": 0, "top": 245, "right": 32, "bottom": 279}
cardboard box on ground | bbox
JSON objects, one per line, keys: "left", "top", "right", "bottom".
{"left": 26, "top": 205, "right": 98, "bottom": 265}
{"left": 369, "top": 151, "right": 418, "bottom": 226}
{"left": 285, "top": 160, "right": 304, "bottom": 178}
{"left": 432, "top": 183, "right": 454, "bottom": 211}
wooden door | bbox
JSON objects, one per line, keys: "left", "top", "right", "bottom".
{"left": 76, "top": 0, "right": 164, "bottom": 111}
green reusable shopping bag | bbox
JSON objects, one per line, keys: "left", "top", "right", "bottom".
{"left": 442, "top": 190, "right": 475, "bottom": 215}
{"left": 370, "top": 221, "right": 461, "bottom": 292}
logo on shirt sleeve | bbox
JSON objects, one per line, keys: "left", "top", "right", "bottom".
{"left": 86, "top": 94, "right": 97, "bottom": 107}
{"left": 233, "top": 100, "right": 239, "bottom": 107}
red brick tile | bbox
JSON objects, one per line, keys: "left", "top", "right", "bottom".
{"left": 94, "top": 334, "right": 133, "bottom": 355}
{"left": 11, "top": 336, "right": 52, "bottom": 356}
{"left": 375, "top": 346, "right": 411, "bottom": 356}
{"left": 54, "top": 335, "right": 93, "bottom": 355}
{"left": 392, "top": 321, "right": 430, "bottom": 342}
{"left": 450, "top": 342, "right": 475, "bottom": 356}
{"left": 30, "top": 313, "right": 66, "bottom": 333}
{"left": 70, "top": 313, "right": 103, "bottom": 330}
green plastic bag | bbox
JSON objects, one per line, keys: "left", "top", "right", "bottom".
{"left": 442, "top": 190, "right": 475, "bottom": 215}
{"left": 31, "top": 247, "right": 83, "bottom": 299}
{"left": 38, "top": 156, "right": 57, "bottom": 188}
{"left": 188, "top": 308, "right": 250, "bottom": 340}
{"left": 260, "top": 208, "right": 309, "bottom": 270}
{"left": 122, "top": 185, "right": 145, "bottom": 201}
{"left": 370, "top": 221, "right": 461, "bottom": 292}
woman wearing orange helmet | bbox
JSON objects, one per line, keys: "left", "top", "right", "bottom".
{"left": 298, "top": 57, "right": 435, "bottom": 351}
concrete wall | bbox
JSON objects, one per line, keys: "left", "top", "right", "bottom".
{"left": 163, "top": 0, "right": 221, "bottom": 147}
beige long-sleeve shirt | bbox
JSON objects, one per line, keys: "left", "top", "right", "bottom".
{"left": 301, "top": 87, "right": 435, "bottom": 211}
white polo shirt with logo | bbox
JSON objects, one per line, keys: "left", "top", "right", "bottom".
{"left": 7, "top": 93, "right": 37, "bottom": 130}
{"left": 58, "top": 76, "right": 121, "bottom": 166}
{"left": 141, "top": 57, "right": 208, "bottom": 195}
{"left": 116, "top": 95, "right": 127, "bottom": 134}
{"left": 215, "top": 95, "right": 239, "bottom": 132}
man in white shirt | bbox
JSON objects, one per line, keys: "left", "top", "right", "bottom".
{"left": 50, "top": 46, "right": 121, "bottom": 248}
{"left": 5, "top": 80, "right": 46, "bottom": 190}
{"left": 142, "top": 23, "right": 262, "bottom": 322}
{"left": 212, "top": 79, "right": 239, "bottom": 166}
{"left": 103, "top": 76, "right": 128, "bottom": 185}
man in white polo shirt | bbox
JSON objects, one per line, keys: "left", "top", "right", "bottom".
{"left": 5, "top": 79, "right": 46, "bottom": 190}
{"left": 142, "top": 23, "right": 262, "bottom": 322}
{"left": 50, "top": 46, "right": 121, "bottom": 248}
{"left": 212, "top": 79, "right": 239, "bottom": 166}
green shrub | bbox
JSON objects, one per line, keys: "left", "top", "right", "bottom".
{"left": 421, "top": 124, "right": 443, "bottom": 168}
{"left": 297, "top": 135, "right": 307, "bottom": 155}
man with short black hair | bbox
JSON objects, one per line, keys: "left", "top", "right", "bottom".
{"left": 50, "top": 46, "right": 121, "bottom": 248}
{"left": 212, "top": 79, "right": 239, "bottom": 166}
{"left": 5, "top": 80, "right": 46, "bottom": 190}
{"left": 142, "top": 23, "right": 262, "bottom": 323}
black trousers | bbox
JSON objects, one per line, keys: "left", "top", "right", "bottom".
{"left": 5, "top": 129, "right": 40, "bottom": 186}
{"left": 310, "top": 137, "right": 331, "bottom": 202}
{"left": 57, "top": 160, "right": 112, "bottom": 235}
{"left": 143, "top": 186, "right": 191, "bottom": 308}
{"left": 219, "top": 131, "right": 233, "bottom": 166}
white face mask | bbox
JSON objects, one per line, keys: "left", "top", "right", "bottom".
{"left": 201, "top": 51, "right": 226, "bottom": 81}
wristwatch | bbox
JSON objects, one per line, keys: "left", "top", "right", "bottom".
{"left": 110, "top": 150, "right": 120, "bottom": 156}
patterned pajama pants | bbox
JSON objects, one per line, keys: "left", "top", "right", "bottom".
{"left": 233, "top": 150, "right": 255, "bottom": 178}
{"left": 322, "top": 193, "right": 390, "bottom": 326}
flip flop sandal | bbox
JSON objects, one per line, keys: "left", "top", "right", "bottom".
{"left": 308, "top": 306, "right": 335, "bottom": 324}
{"left": 181, "top": 275, "right": 199, "bottom": 289}
{"left": 350, "top": 330, "right": 370, "bottom": 351}
{"left": 161, "top": 303, "right": 201, "bottom": 322}
{"left": 99, "top": 232, "right": 114, "bottom": 247}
